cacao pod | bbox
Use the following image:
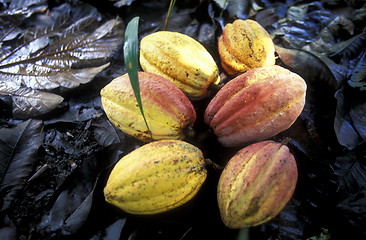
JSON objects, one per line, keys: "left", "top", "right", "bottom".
{"left": 104, "top": 140, "right": 207, "bottom": 215}
{"left": 101, "top": 71, "right": 196, "bottom": 142}
{"left": 217, "top": 140, "right": 298, "bottom": 228}
{"left": 140, "top": 31, "right": 220, "bottom": 98}
{"left": 204, "top": 65, "right": 307, "bottom": 147}
{"left": 218, "top": 19, "right": 276, "bottom": 76}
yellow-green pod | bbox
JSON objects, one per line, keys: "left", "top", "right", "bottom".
{"left": 104, "top": 139, "right": 207, "bottom": 214}
{"left": 140, "top": 31, "right": 220, "bottom": 99}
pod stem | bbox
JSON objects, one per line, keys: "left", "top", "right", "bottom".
{"left": 204, "top": 158, "right": 224, "bottom": 170}
{"left": 280, "top": 137, "right": 291, "bottom": 146}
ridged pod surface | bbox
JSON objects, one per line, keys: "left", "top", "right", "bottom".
{"left": 104, "top": 140, "right": 207, "bottom": 215}
{"left": 101, "top": 72, "right": 196, "bottom": 142}
{"left": 204, "top": 65, "right": 307, "bottom": 147}
{"left": 140, "top": 31, "right": 220, "bottom": 98}
{"left": 217, "top": 140, "right": 298, "bottom": 228}
{"left": 218, "top": 19, "right": 276, "bottom": 76}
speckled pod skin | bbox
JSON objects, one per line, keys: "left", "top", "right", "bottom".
{"left": 140, "top": 31, "right": 220, "bottom": 98}
{"left": 218, "top": 19, "right": 276, "bottom": 76}
{"left": 204, "top": 65, "right": 307, "bottom": 147}
{"left": 217, "top": 140, "right": 298, "bottom": 228}
{"left": 101, "top": 72, "right": 196, "bottom": 142}
{"left": 104, "top": 140, "right": 207, "bottom": 215}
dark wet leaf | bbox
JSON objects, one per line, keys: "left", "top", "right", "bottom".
{"left": 38, "top": 155, "right": 100, "bottom": 236}
{"left": 336, "top": 190, "right": 366, "bottom": 240}
{"left": 303, "top": 15, "right": 355, "bottom": 54}
{"left": 334, "top": 87, "right": 366, "bottom": 150}
{"left": 93, "top": 115, "right": 126, "bottom": 147}
{"left": 329, "top": 32, "right": 366, "bottom": 60}
{"left": 353, "top": 7, "right": 366, "bottom": 23}
{"left": 7, "top": 0, "right": 47, "bottom": 9}
{"left": 0, "top": 215, "right": 16, "bottom": 240}
{"left": 275, "top": 45, "right": 343, "bottom": 90}
{"left": 43, "top": 96, "right": 103, "bottom": 124}
{"left": 253, "top": 199, "right": 306, "bottom": 240}
{"left": 110, "top": 0, "right": 135, "bottom": 8}
{"left": 213, "top": 0, "right": 251, "bottom": 19}
{"left": 0, "top": 83, "right": 64, "bottom": 119}
{"left": 254, "top": 8, "right": 279, "bottom": 29}
{"left": 349, "top": 102, "right": 366, "bottom": 142}
{"left": 0, "top": 0, "right": 48, "bottom": 20}
{"left": 42, "top": 93, "right": 124, "bottom": 147}
{"left": 306, "top": 228, "right": 331, "bottom": 240}
{"left": 348, "top": 50, "right": 366, "bottom": 90}
{"left": 333, "top": 150, "right": 366, "bottom": 199}
{"left": 89, "top": 218, "right": 126, "bottom": 240}
{"left": 0, "top": 119, "right": 44, "bottom": 211}
{"left": 270, "top": 2, "right": 345, "bottom": 50}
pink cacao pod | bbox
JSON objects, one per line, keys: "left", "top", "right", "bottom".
{"left": 204, "top": 65, "right": 307, "bottom": 147}
{"left": 217, "top": 140, "right": 298, "bottom": 228}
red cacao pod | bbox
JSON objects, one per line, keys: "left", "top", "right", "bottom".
{"left": 217, "top": 140, "right": 298, "bottom": 228}
{"left": 101, "top": 72, "right": 196, "bottom": 142}
{"left": 204, "top": 65, "right": 307, "bottom": 147}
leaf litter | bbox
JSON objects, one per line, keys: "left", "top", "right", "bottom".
{"left": 0, "top": 0, "right": 366, "bottom": 239}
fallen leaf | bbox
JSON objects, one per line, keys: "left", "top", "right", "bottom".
{"left": 0, "top": 119, "right": 44, "bottom": 211}
{"left": 0, "top": 3, "right": 124, "bottom": 118}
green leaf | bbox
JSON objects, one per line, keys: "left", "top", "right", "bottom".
{"left": 123, "top": 17, "right": 152, "bottom": 139}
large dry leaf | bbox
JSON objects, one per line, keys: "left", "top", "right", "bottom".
{"left": 0, "top": 4, "right": 124, "bottom": 118}
{"left": 0, "top": 18, "right": 122, "bottom": 90}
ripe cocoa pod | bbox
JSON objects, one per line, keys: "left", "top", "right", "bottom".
{"left": 204, "top": 65, "right": 307, "bottom": 147}
{"left": 218, "top": 19, "right": 276, "bottom": 76}
{"left": 140, "top": 31, "right": 220, "bottom": 98}
{"left": 101, "top": 71, "right": 196, "bottom": 142}
{"left": 104, "top": 140, "right": 207, "bottom": 215}
{"left": 217, "top": 140, "right": 298, "bottom": 228}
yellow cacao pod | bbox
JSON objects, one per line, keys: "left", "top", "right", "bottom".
{"left": 101, "top": 72, "right": 196, "bottom": 142}
{"left": 104, "top": 140, "right": 207, "bottom": 215}
{"left": 205, "top": 65, "right": 307, "bottom": 147}
{"left": 218, "top": 140, "right": 298, "bottom": 228}
{"left": 140, "top": 31, "right": 220, "bottom": 98}
{"left": 218, "top": 19, "right": 276, "bottom": 76}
